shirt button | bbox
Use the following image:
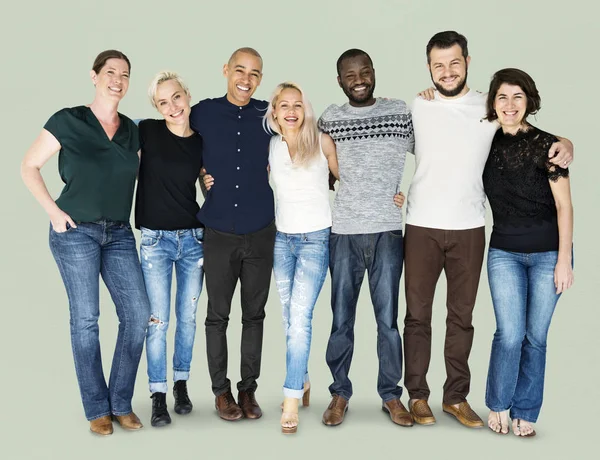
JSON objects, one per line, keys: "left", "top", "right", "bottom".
{"left": 237, "top": 149, "right": 241, "bottom": 152}
{"left": 239, "top": 107, "right": 242, "bottom": 110}
{"left": 237, "top": 166, "right": 240, "bottom": 170}
{"left": 234, "top": 204, "right": 238, "bottom": 207}
{"left": 236, "top": 185, "right": 239, "bottom": 188}
{"left": 238, "top": 115, "right": 241, "bottom": 119}
{"left": 237, "top": 132, "right": 240, "bottom": 135}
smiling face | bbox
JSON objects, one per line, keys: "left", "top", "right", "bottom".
{"left": 428, "top": 44, "right": 470, "bottom": 98}
{"left": 493, "top": 83, "right": 528, "bottom": 133}
{"left": 223, "top": 51, "right": 263, "bottom": 106}
{"left": 273, "top": 87, "right": 305, "bottom": 134}
{"left": 91, "top": 58, "right": 130, "bottom": 101}
{"left": 154, "top": 79, "right": 191, "bottom": 127}
{"left": 337, "top": 54, "right": 376, "bottom": 107}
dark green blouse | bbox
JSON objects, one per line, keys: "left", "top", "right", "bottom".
{"left": 44, "top": 106, "right": 140, "bottom": 223}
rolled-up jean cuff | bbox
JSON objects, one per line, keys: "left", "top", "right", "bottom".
{"left": 174, "top": 370, "right": 190, "bottom": 382}
{"left": 283, "top": 387, "right": 304, "bottom": 399}
{"left": 149, "top": 381, "right": 168, "bottom": 394}
{"left": 283, "top": 373, "right": 309, "bottom": 399}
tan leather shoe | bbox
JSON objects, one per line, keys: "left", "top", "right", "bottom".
{"left": 238, "top": 390, "right": 262, "bottom": 419}
{"left": 322, "top": 395, "right": 348, "bottom": 426}
{"left": 215, "top": 390, "right": 243, "bottom": 421}
{"left": 442, "top": 401, "right": 484, "bottom": 428}
{"left": 409, "top": 399, "right": 436, "bottom": 425}
{"left": 382, "top": 399, "right": 413, "bottom": 427}
{"left": 114, "top": 412, "right": 143, "bottom": 430}
{"left": 89, "top": 415, "right": 113, "bottom": 436}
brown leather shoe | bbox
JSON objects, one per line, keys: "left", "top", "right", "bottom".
{"left": 382, "top": 399, "right": 413, "bottom": 427}
{"left": 409, "top": 399, "right": 436, "bottom": 425}
{"left": 238, "top": 390, "right": 262, "bottom": 419}
{"left": 322, "top": 395, "right": 348, "bottom": 426}
{"left": 215, "top": 391, "right": 243, "bottom": 421}
{"left": 89, "top": 415, "right": 113, "bottom": 436}
{"left": 113, "top": 412, "right": 143, "bottom": 430}
{"left": 442, "top": 401, "right": 484, "bottom": 428}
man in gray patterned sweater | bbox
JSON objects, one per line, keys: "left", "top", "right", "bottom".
{"left": 317, "top": 49, "right": 414, "bottom": 428}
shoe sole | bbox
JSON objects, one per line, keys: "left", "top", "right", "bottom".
{"left": 174, "top": 408, "right": 193, "bottom": 415}
{"left": 89, "top": 428, "right": 113, "bottom": 437}
{"left": 322, "top": 406, "right": 348, "bottom": 427}
{"left": 151, "top": 419, "right": 172, "bottom": 427}
{"left": 442, "top": 408, "right": 484, "bottom": 428}
{"left": 412, "top": 414, "right": 436, "bottom": 426}
{"left": 381, "top": 406, "right": 413, "bottom": 427}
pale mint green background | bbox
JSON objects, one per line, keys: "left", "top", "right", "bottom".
{"left": 1, "top": 0, "right": 597, "bottom": 458}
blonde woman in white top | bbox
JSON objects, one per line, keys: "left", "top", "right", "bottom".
{"left": 265, "top": 82, "right": 338, "bottom": 434}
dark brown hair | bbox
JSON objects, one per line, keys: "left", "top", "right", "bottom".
{"left": 486, "top": 68, "right": 541, "bottom": 122}
{"left": 92, "top": 50, "right": 131, "bottom": 74}
{"left": 426, "top": 31, "right": 468, "bottom": 64}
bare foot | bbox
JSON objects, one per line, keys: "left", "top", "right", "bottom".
{"left": 512, "top": 418, "right": 535, "bottom": 437}
{"left": 487, "top": 410, "right": 509, "bottom": 434}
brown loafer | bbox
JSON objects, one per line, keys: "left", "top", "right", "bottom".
{"left": 215, "top": 390, "right": 243, "bottom": 421}
{"left": 382, "top": 399, "right": 413, "bottom": 427}
{"left": 113, "top": 412, "right": 143, "bottom": 430}
{"left": 238, "top": 390, "right": 262, "bottom": 419}
{"left": 322, "top": 395, "right": 348, "bottom": 426}
{"left": 442, "top": 401, "right": 484, "bottom": 428}
{"left": 409, "top": 399, "right": 436, "bottom": 425}
{"left": 90, "top": 415, "right": 113, "bottom": 436}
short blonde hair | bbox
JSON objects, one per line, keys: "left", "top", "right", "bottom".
{"left": 147, "top": 71, "right": 191, "bottom": 108}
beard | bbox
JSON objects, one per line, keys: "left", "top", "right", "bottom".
{"left": 431, "top": 68, "right": 468, "bottom": 97}
{"left": 342, "top": 80, "right": 376, "bottom": 105}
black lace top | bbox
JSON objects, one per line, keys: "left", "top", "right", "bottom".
{"left": 483, "top": 126, "right": 569, "bottom": 253}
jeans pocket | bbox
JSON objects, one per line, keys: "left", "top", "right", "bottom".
{"left": 388, "top": 229, "right": 403, "bottom": 238}
{"left": 141, "top": 228, "right": 161, "bottom": 247}
{"left": 304, "top": 227, "right": 331, "bottom": 243}
{"left": 193, "top": 228, "right": 204, "bottom": 244}
{"left": 50, "top": 222, "right": 76, "bottom": 234}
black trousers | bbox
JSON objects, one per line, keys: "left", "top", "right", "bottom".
{"left": 203, "top": 222, "right": 276, "bottom": 395}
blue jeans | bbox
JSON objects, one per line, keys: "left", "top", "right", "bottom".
{"left": 49, "top": 221, "right": 150, "bottom": 421}
{"left": 140, "top": 227, "right": 204, "bottom": 394}
{"left": 273, "top": 228, "right": 330, "bottom": 399}
{"left": 485, "top": 248, "right": 564, "bottom": 422}
{"left": 326, "top": 230, "right": 404, "bottom": 402}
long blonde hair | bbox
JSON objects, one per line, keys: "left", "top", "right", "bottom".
{"left": 263, "top": 82, "right": 320, "bottom": 166}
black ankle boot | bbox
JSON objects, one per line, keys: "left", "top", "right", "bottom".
{"left": 151, "top": 392, "right": 171, "bottom": 427}
{"left": 173, "top": 380, "right": 193, "bottom": 415}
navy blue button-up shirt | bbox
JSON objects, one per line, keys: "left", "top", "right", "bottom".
{"left": 190, "top": 96, "right": 274, "bottom": 235}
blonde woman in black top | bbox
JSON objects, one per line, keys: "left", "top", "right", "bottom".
{"left": 482, "top": 68, "right": 573, "bottom": 437}
{"left": 134, "top": 71, "right": 204, "bottom": 428}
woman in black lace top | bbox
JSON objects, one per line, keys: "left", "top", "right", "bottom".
{"left": 482, "top": 68, "right": 574, "bottom": 438}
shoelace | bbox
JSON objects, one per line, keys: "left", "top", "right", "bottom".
{"left": 223, "top": 392, "right": 237, "bottom": 408}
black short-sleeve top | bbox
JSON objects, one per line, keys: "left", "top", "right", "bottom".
{"left": 483, "top": 126, "right": 569, "bottom": 253}
{"left": 134, "top": 119, "right": 203, "bottom": 230}
{"left": 43, "top": 106, "right": 140, "bottom": 223}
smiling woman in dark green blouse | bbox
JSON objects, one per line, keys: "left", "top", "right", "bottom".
{"left": 21, "top": 50, "right": 150, "bottom": 436}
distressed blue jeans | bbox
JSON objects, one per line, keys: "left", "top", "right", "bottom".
{"left": 273, "top": 228, "right": 330, "bottom": 398}
{"left": 49, "top": 221, "right": 150, "bottom": 421}
{"left": 140, "top": 227, "right": 204, "bottom": 394}
{"left": 485, "top": 248, "right": 565, "bottom": 422}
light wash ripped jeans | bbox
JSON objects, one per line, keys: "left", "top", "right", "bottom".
{"left": 273, "top": 227, "right": 330, "bottom": 398}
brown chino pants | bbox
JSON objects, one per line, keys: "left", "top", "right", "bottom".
{"left": 403, "top": 224, "right": 485, "bottom": 405}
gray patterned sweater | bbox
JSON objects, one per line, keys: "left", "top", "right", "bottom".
{"left": 318, "top": 98, "right": 414, "bottom": 234}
